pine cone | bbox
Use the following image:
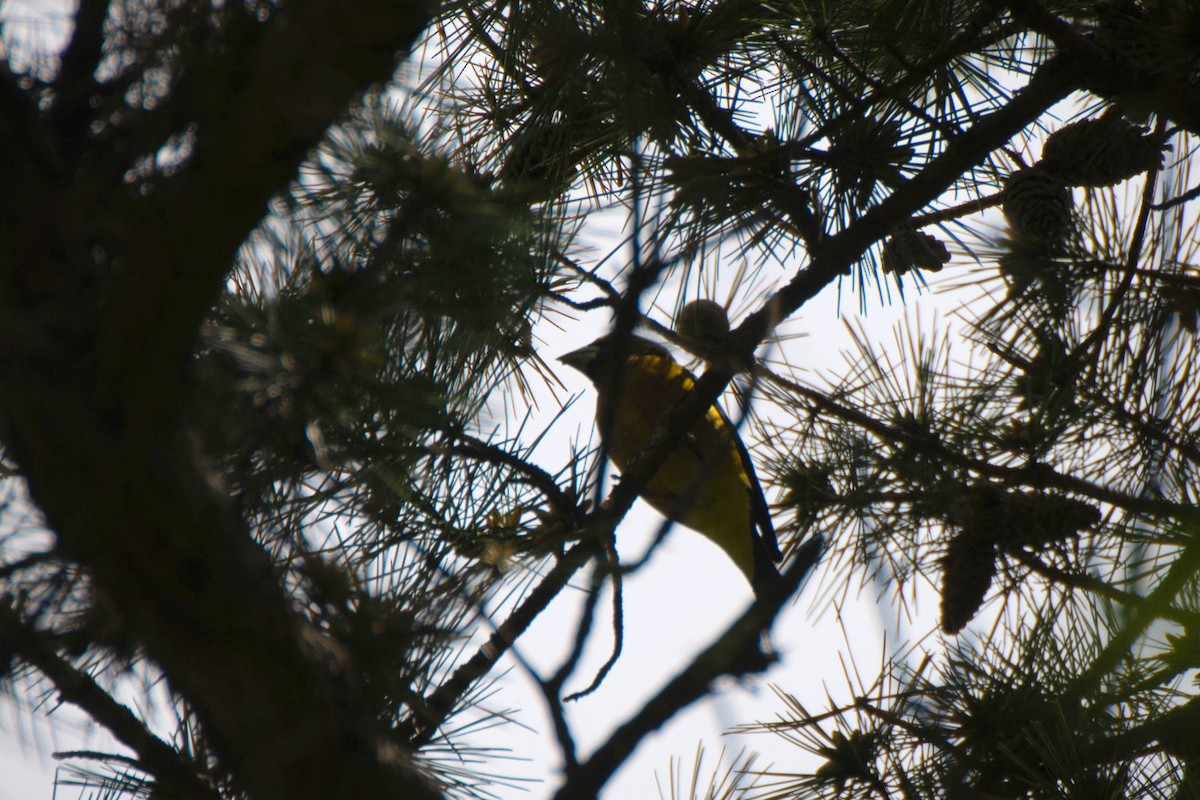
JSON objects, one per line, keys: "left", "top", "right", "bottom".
{"left": 675, "top": 299, "right": 729, "bottom": 345}
{"left": 940, "top": 531, "right": 998, "bottom": 634}
{"left": 994, "top": 492, "right": 1101, "bottom": 552}
{"left": 881, "top": 230, "right": 951, "bottom": 276}
{"left": 1003, "top": 167, "right": 1073, "bottom": 243}
{"left": 1041, "top": 109, "right": 1167, "bottom": 187}
{"left": 950, "top": 486, "right": 1100, "bottom": 552}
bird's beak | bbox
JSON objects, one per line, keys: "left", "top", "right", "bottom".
{"left": 558, "top": 344, "right": 598, "bottom": 373}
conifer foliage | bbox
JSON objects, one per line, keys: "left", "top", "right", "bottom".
{"left": 1, "top": 2, "right": 1199, "bottom": 799}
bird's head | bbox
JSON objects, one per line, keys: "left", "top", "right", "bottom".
{"left": 558, "top": 334, "right": 669, "bottom": 384}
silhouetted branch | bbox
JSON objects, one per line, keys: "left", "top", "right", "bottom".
{"left": 552, "top": 537, "right": 822, "bottom": 800}
{"left": 0, "top": 603, "right": 223, "bottom": 800}
{"left": 400, "top": 539, "right": 597, "bottom": 748}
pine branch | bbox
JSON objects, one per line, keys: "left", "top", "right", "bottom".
{"left": 787, "top": 6, "right": 1015, "bottom": 155}
{"left": 738, "top": 54, "right": 1079, "bottom": 349}
{"left": 760, "top": 361, "right": 1194, "bottom": 521}
{"left": 910, "top": 189, "right": 1004, "bottom": 228}
{"left": 0, "top": 8, "right": 456, "bottom": 799}
{"left": 0, "top": 603, "right": 222, "bottom": 800}
{"left": 1068, "top": 127, "right": 1163, "bottom": 368}
{"left": 1007, "top": 0, "right": 1200, "bottom": 133}
{"left": 439, "top": 432, "right": 574, "bottom": 513}
{"left": 618, "top": 57, "right": 1078, "bottom": 515}
{"left": 669, "top": 79, "right": 822, "bottom": 244}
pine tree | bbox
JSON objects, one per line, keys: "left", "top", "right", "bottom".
{"left": 1, "top": 2, "right": 1199, "bottom": 799}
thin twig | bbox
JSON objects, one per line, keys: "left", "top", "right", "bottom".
{"left": 399, "top": 539, "right": 596, "bottom": 748}
{"left": 565, "top": 539, "right": 624, "bottom": 703}
{"left": 552, "top": 537, "right": 822, "bottom": 800}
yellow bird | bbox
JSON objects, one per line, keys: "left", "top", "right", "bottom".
{"left": 559, "top": 334, "right": 782, "bottom": 596}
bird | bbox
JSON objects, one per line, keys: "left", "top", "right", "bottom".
{"left": 559, "top": 333, "right": 783, "bottom": 597}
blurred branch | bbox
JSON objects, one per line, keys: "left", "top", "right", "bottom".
{"left": 99, "top": 0, "right": 438, "bottom": 418}
{"left": 564, "top": 542, "right": 624, "bottom": 703}
{"left": 1068, "top": 532, "right": 1200, "bottom": 700}
{"left": 1010, "top": 549, "right": 1200, "bottom": 628}
{"left": 49, "top": 0, "right": 111, "bottom": 153}
{"left": 546, "top": 562, "right": 607, "bottom": 708}
{"left": 0, "top": 603, "right": 222, "bottom": 800}
{"left": 0, "top": 58, "right": 51, "bottom": 217}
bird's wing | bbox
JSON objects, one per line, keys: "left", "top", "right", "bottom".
{"left": 724, "top": 408, "right": 782, "bottom": 561}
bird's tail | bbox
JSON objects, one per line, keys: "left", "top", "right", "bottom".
{"left": 751, "top": 535, "right": 784, "bottom": 599}
{"left": 751, "top": 534, "right": 823, "bottom": 601}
